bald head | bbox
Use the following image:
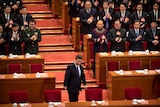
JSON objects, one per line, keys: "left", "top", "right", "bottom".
{"left": 96, "top": 20, "right": 104, "bottom": 29}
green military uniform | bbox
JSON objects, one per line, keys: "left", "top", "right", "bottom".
{"left": 23, "top": 27, "right": 41, "bottom": 54}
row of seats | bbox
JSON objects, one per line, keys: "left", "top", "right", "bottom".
{"left": 106, "top": 60, "right": 160, "bottom": 71}
{"left": 9, "top": 87, "right": 160, "bottom": 103}
{"left": 7, "top": 63, "right": 44, "bottom": 74}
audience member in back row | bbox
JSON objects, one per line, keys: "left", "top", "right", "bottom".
{"left": 114, "top": 3, "right": 131, "bottom": 31}
{"left": 23, "top": 19, "right": 41, "bottom": 54}
{"left": 92, "top": 20, "right": 108, "bottom": 78}
{"left": 108, "top": 19, "right": 127, "bottom": 52}
{"left": 8, "top": 23, "right": 23, "bottom": 55}
{"left": 128, "top": 20, "right": 145, "bottom": 51}
{"left": 99, "top": 1, "right": 114, "bottom": 30}
{"left": 131, "top": 3, "right": 148, "bottom": 29}
{"left": 0, "top": 5, "right": 15, "bottom": 33}
{"left": 79, "top": 0, "right": 97, "bottom": 36}
{"left": 16, "top": 6, "right": 32, "bottom": 31}
{"left": 146, "top": 21, "right": 160, "bottom": 51}
{"left": 0, "top": 24, "right": 7, "bottom": 55}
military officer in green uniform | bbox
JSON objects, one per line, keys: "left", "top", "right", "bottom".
{"left": 23, "top": 19, "right": 41, "bottom": 54}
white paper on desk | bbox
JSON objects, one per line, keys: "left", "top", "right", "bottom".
{"left": 35, "top": 72, "right": 48, "bottom": 78}
{"left": 150, "top": 51, "right": 159, "bottom": 54}
{"left": 135, "top": 70, "right": 144, "bottom": 73}
{"left": 52, "top": 102, "right": 61, "bottom": 106}
{"left": 155, "top": 69, "right": 160, "bottom": 73}
{"left": 19, "top": 103, "right": 28, "bottom": 107}
{"left": 87, "top": 34, "right": 92, "bottom": 38}
{"left": 0, "top": 55, "right": 4, "bottom": 58}
{"left": 99, "top": 52, "right": 108, "bottom": 56}
{"left": 96, "top": 101, "right": 105, "bottom": 104}
{"left": 133, "top": 51, "right": 145, "bottom": 55}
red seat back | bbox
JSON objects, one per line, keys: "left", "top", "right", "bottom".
{"left": 9, "top": 91, "right": 28, "bottom": 103}
{"left": 43, "top": 90, "right": 61, "bottom": 102}
{"left": 106, "top": 61, "right": 120, "bottom": 71}
{"left": 7, "top": 64, "right": 22, "bottom": 74}
{"left": 29, "top": 64, "right": 44, "bottom": 73}
{"left": 85, "top": 88, "right": 102, "bottom": 101}
{"left": 124, "top": 87, "right": 142, "bottom": 100}
{"left": 128, "top": 60, "right": 142, "bottom": 70}
{"left": 149, "top": 60, "right": 160, "bottom": 70}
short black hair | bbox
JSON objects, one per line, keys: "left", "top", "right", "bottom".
{"left": 4, "top": 5, "right": 11, "bottom": 9}
{"left": 12, "top": 23, "right": 19, "bottom": 28}
{"left": 22, "top": 6, "right": 27, "bottom": 9}
{"left": 29, "top": 19, "right": 36, "bottom": 24}
{"left": 75, "top": 55, "right": 82, "bottom": 60}
{"left": 133, "top": 20, "right": 140, "bottom": 24}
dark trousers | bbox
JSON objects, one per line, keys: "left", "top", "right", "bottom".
{"left": 68, "top": 89, "right": 79, "bottom": 102}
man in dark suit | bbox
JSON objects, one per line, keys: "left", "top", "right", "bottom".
{"left": 64, "top": 55, "right": 86, "bottom": 102}
{"left": 128, "top": 20, "right": 145, "bottom": 51}
{"left": 0, "top": 24, "right": 7, "bottom": 55}
{"left": 131, "top": 3, "right": 148, "bottom": 29}
{"left": 114, "top": 3, "right": 131, "bottom": 30}
{"left": 146, "top": 21, "right": 160, "bottom": 51}
{"left": 79, "top": 0, "right": 97, "bottom": 35}
{"left": 23, "top": 19, "right": 41, "bottom": 54}
{"left": 7, "top": 23, "right": 23, "bottom": 55}
{"left": 148, "top": 2, "right": 160, "bottom": 26}
{"left": 108, "top": 19, "right": 127, "bottom": 52}
{"left": 0, "top": 5, "right": 15, "bottom": 33}
{"left": 99, "top": 1, "right": 114, "bottom": 30}
{"left": 16, "top": 6, "right": 32, "bottom": 31}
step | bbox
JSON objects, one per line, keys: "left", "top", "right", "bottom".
{"left": 39, "top": 47, "right": 74, "bottom": 53}
{"left": 38, "top": 26, "right": 62, "bottom": 30}
{"left": 39, "top": 43, "right": 73, "bottom": 47}
{"left": 31, "top": 14, "right": 54, "bottom": 19}
{"left": 45, "top": 61, "right": 73, "bottom": 65}
{"left": 41, "top": 30, "right": 64, "bottom": 35}
{"left": 23, "top": 0, "right": 45, "bottom": 4}
{"left": 28, "top": 10, "right": 52, "bottom": 14}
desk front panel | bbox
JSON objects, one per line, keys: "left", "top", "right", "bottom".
{"left": 0, "top": 73, "right": 55, "bottom": 104}
{"left": 0, "top": 55, "right": 44, "bottom": 74}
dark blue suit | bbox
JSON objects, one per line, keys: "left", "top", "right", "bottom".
{"left": 128, "top": 28, "right": 145, "bottom": 51}
{"left": 79, "top": 8, "right": 97, "bottom": 34}
{"left": 0, "top": 32, "right": 7, "bottom": 55}
{"left": 64, "top": 63, "right": 86, "bottom": 102}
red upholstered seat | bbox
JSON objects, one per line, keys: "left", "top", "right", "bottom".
{"left": 9, "top": 91, "right": 28, "bottom": 103}
{"left": 7, "top": 64, "right": 22, "bottom": 74}
{"left": 85, "top": 88, "right": 102, "bottom": 101}
{"left": 125, "top": 41, "right": 130, "bottom": 52}
{"left": 29, "top": 64, "right": 44, "bottom": 73}
{"left": 128, "top": 60, "right": 142, "bottom": 70}
{"left": 106, "top": 61, "right": 120, "bottom": 71}
{"left": 149, "top": 60, "right": 160, "bottom": 70}
{"left": 157, "top": 86, "right": 160, "bottom": 98}
{"left": 43, "top": 90, "right": 61, "bottom": 102}
{"left": 124, "top": 87, "right": 142, "bottom": 100}
{"left": 142, "top": 41, "right": 147, "bottom": 51}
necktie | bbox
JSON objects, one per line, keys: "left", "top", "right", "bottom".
{"left": 6, "top": 14, "right": 9, "bottom": 22}
{"left": 135, "top": 30, "right": 139, "bottom": 37}
{"left": 154, "top": 11, "right": 158, "bottom": 21}
{"left": 105, "top": 11, "right": 109, "bottom": 29}
{"left": 152, "top": 29, "right": 156, "bottom": 37}
{"left": 138, "top": 12, "right": 141, "bottom": 19}
{"left": 76, "top": 66, "right": 81, "bottom": 77}
{"left": 23, "top": 15, "right": 26, "bottom": 22}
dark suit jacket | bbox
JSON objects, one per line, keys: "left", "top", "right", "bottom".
{"left": 99, "top": 8, "right": 114, "bottom": 29}
{"left": 146, "top": 28, "right": 160, "bottom": 51}
{"left": 114, "top": 11, "right": 131, "bottom": 30}
{"left": 128, "top": 28, "right": 145, "bottom": 51}
{"left": 16, "top": 13, "right": 32, "bottom": 27}
{"left": 131, "top": 11, "right": 148, "bottom": 27}
{"left": 108, "top": 28, "right": 127, "bottom": 52}
{"left": 0, "top": 32, "right": 7, "bottom": 55}
{"left": 0, "top": 13, "right": 15, "bottom": 32}
{"left": 7, "top": 31, "right": 23, "bottom": 55}
{"left": 64, "top": 63, "right": 86, "bottom": 92}
{"left": 148, "top": 10, "right": 160, "bottom": 25}
{"left": 79, "top": 8, "right": 97, "bottom": 34}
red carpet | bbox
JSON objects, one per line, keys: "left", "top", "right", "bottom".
{"left": 36, "top": 19, "right": 62, "bottom": 28}
{"left": 40, "top": 52, "right": 78, "bottom": 62}
{"left": 24, "top": 4, "right": 50, "bottom": 11}
{"left": 39, "top": 35, "right": 71, "bottom": 45}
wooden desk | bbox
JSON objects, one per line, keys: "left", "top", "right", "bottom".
{"left": 108, "top": 70, "right": 160, "bottom": 100}
{"left": 0, "top": 72, "right": 55, "bottom": 104}
{"left": 0, "top": 55, "right": 44, "bottom": 74}
{"left": 83, "top": 34, "right": 92, "bottom": 67}
{"left": 0, "top": 99, "right": 160, "bottom": 107}
{"left": 62, "top": 2, "right": 70, "bottom": 34}
{"left": 72, "top": 17, "right": 80, "bottom": 51}
{"left": 95, "top": 52, "right": 160, "bottom": 88}
{"left": 51, "top": 0, "right": 60, "bottom": 18}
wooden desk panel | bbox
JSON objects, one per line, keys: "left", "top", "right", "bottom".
{"left": 0, "top": 99, "right": 160, "bottom": 107}
{"left": 108, "top": 70, "right": 160, "bottom": 100}
{"left": 62, "top": 2, "right": 70, "bottom": 34}
{"left": 72, "top": 17, "right": 80, "bottom": 51}
{"left": 95, "top": 52, "right": 160, "bottom": 88}
{"left": 83, "top": 34, "right": 92, "bottom": 67}
{"left": 0, "top": 72, "right": 55, "bottom": 104}
{"left": 51, "top": 0, "right": 60, "bottom": 18}
{"left": 0, "top": 55, "right": 44, "bottom": 74}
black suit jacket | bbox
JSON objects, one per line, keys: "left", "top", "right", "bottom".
{"left": 128, "top": 28, "right": 145, "bottom": 51}
{"left": 99, "top": 8, "right": 114, "bottom": 29}
{"left": 0, "top": 13, "right": 15, "bottom": 32}
{"left": 7, "top": 31, "right": 23, "bottom": 55}
{"left": 146, "top": 28, "right": 160, "bottom": 51}
{"left": 108, "top": 28, "right": 127, "bottom": 52}
{"left": 148, "top": 10, "right": 160, "bottom": 25}
{"left": 0, "top": 32, "right": 7, "bottom": 55}
{"left": 79, "top": 8, "right": 97, "bottom": 34}
{"left": 16, "top": 13, "right": 32, "bottom": 27}
{"left": 64, "top": 63, "right": 86, "bottom": 92}
{"left": 114, "top": 11, "right": 131, "bottom": 30}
